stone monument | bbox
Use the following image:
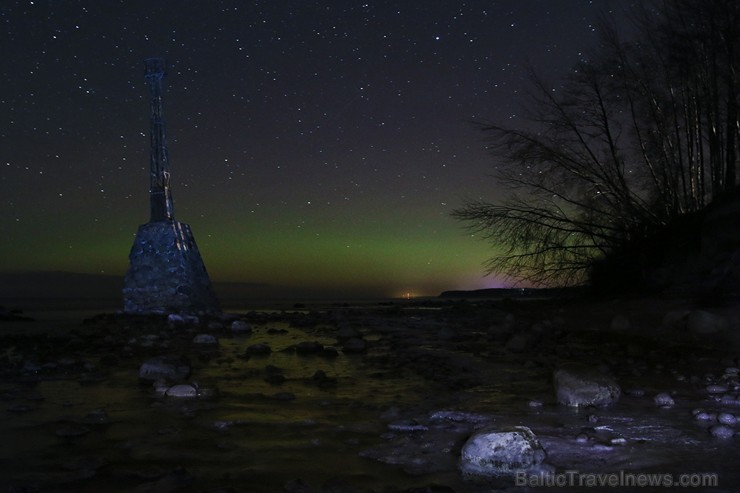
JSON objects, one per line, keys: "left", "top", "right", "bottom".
{"left": 123, "top": 58, "right": 219, "bottom": 315}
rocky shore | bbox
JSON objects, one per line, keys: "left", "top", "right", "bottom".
{"left": 0, "top": 296, "right": 738, "bottom": 492}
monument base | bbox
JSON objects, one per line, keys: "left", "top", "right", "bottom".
{"left": 123, "top": 220, "right": 220, "bottom": 315}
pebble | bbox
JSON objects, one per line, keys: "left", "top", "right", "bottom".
{"left": 575, "top": 433, "right": 590, "bottom": 443}
{"left": 718, "top": 412, "right": 736, "bottom": 425}
{"left": 654, "top": 392, "right": 675, "bottom": 407}
{"left": 694, "top": 411, "right": 715, "bottom": 422}
{"left": 528, "top": 399, "right": 544, "bottom": 408}
{"left": 721, "top": 394, "right": 740, "bottom": 406}
{"left": 192, "top": 334, "right": 218, "bottom": 345}
{"left": 245, "top": 344, "right": 272, "bottom": 356}
{"left": 230, "top": 320, "right": 252, "bottom": 333}
{"left": 165, "top": 384, "right": 198, "bottom": 398}
{"left": 709, "top": 425, "right": 735, "bottom": 439}
{"left": 707, "top": 384, "right": 729, "bottom": 394}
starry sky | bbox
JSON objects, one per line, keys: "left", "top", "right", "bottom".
{"left": 0, "top": 0, "right": 621, "bottom": 299}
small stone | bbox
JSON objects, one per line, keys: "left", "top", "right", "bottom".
{"left": 165, "top": 384, "right": 198, "bottom": 398}
{"left": 709, "top": 425, "right": 735, "bottom": 439}
{"left": 654, "top": 392, "right": 675, "bottom": 407}
{"left": 528, "top": 400, "right": 543, "bottom": 408}
{"left": 718, "top": 412, "right": 736, "bottom": 425}
{"left": 694, "top": 411, "right": 715, "bottom": 422}
{"left": 192, "top": 334, "right": 218, "bottom": 345}
{"left": 707, "top": 384, "right": 729, "bottom": 394}
{"left": 230, "top": 320, "right": 252, "bottom": 333}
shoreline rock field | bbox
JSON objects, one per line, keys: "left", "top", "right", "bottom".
{"left": 0, "top": 295, "right": 738, "bottom": 492}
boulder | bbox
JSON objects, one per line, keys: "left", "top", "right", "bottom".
{"left": 245, "top": 343, "right": 272, "bottom": 356}
{"left": 459, "top": 426, "right": 547, "bottom": 478}
{"left": 553, "top": 365, "right": 620, "bottom": 407}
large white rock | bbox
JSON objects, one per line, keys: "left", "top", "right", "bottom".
{"left": 460, "top": 426, "right": 547, "bottom": 477}
{"left": 554, "top": 365, "right": 621, "bottom": 407}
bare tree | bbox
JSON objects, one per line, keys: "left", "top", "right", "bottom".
{"left": 454, "top": 0, "right": 739, "bottom": 288}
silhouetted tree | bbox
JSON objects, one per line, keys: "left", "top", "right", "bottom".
{"left": 454, "top": 0, "right": 739, "bottom": 287}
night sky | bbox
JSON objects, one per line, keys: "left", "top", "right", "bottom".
{"left": 0, "top": 1, "right": 620, "bottom": 299}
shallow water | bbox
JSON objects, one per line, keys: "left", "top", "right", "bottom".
{"left": 1, "top": 299, "right": 739, "bottom": 492}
